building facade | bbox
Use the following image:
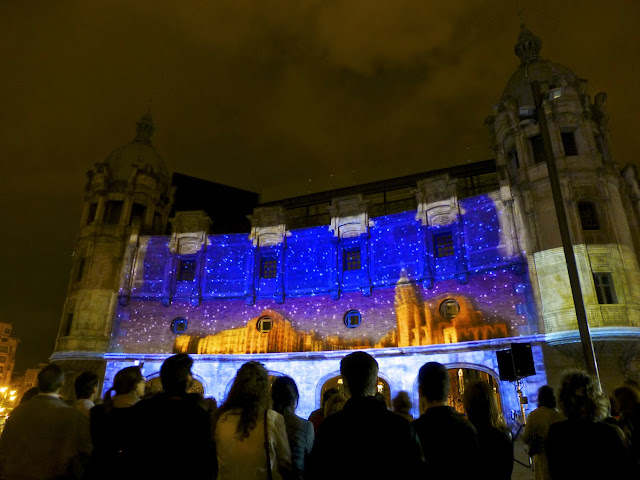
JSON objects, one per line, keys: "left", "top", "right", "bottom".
{"left": 51, "top": 27, "right": 640, "bottom": 421}
{"left": 0, "top": 323, "right": 18, "bottom": 387}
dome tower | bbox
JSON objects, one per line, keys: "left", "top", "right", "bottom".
{"left": 53, "top": 114, "right": 171, "bottom": 380}
{"left": 485, "top": 27, "right": 640, "bottom": 387}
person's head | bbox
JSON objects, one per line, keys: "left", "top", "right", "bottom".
{"left": 392, "top": 390, "right": 412, "bottom": 414}
{"left": 418, "top": 362, "right": 449, "bottom": 403}
{"left": 74, "top": 371, "right": 99, "bottom": 401}
{"left": 112, "top": 367, "right": 145, "bottom": 397}
{"left": 537, "top": 385, "right": 557, "bottom": 409}
{"left": 321, "top": 387, "right": 339, "bottom": 408}
{"left": 19, "top": 387, "right": 39, "bottom": 404}
{"left": 558, "top": 370, "right": 607, "bottom": 421}
{"left": 271, "top": 376, "right": 299, "bottom": 414}
{"left": 37, "top": 364, "right": 64, "bottom": 394}
{"left": 340, "top": 351, "right": 378, "bottom": 397}
{"left": 613, "top": 386, "right": 640, "bottom": 415}
{"left": 463, "top": 380, "right": 506, "bottom": 430}
{"left": 219, "top": 361, "right": 271, "bottom": 439}
{"left": 324, "top": 392, "right": 347, "bottom": 417}
{"left": 160, "top": 354, "right": 193, "bottom": 395}
{"left": 104, "top": 366, "right": 145, "bottom": 410}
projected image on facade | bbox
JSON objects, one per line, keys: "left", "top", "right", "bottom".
{"left": 108, "top": 195, "right": 535, "bottom": 355}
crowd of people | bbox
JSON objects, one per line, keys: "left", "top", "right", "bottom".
{"left": 0, "top": 351, "right": 638, "bottom": 479}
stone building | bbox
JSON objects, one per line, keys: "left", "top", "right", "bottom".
{"left": 0, "top": 323, "right": 18, "bottom": 386}
{"left": 51, "top": 27, "right": 640, "bottom": 421}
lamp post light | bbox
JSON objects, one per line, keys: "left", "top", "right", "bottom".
{"left": 531, "top": 80, "right": 600, "bottom": 387}
{"left": 0, "top": 386, "right": 18, "bottom": 432}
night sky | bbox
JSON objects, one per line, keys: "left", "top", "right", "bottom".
{"left": 2, "top": 1, "right": 639, "bottom": 372}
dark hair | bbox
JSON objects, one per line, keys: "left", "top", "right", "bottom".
{"left": 558, "top": 370, "right": 607, "bottom": 421}
{"left": 340, "top": 351, "right": 378, "bottom": 397}
{"left": 613, "top": 386, "right": 640, "bottom": 414}
{"left": 160, "top": 354, "right": 193, "bottom": 394}
{"left": 19, "top": 387, "right": 39, "bottom": 404}
{"left": 463, "top": 380, "right": 506, "bottom": 431}
{"left": 37, "top": 364, "right": 64, "bottom": 393}
{"left": 392, "top": 391, "right": 412, "bottom": 414}
{"left": 74, "top": 371, "right": 99, "bottom": 400}
{"left": 322, "top": 387, "right": 339, "bottom": 407}
{"left": 418, "top": 362, "right": 449, "bottom": 402}
{"left": 104, "top": 366, "right": 144, "bottom": 411}
{"left": 324, "top": 392, "right": 347, "bottom": 416}
{"left": 217, "top": 361, "right": 271, "bottom": 440}
{"left": 537, "top": 385, "right": 557, "bottom": 408}
{"left": 271, "top": 376, "right": 299, "bottom": 414}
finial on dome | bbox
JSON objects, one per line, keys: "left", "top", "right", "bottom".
{"left": 514, "top": 24, "right": 542, "bottom": 65}
{"left": 134, "top": 113, "right": 154, "bottom": 144}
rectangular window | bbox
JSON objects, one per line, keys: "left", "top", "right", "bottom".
{"left": 0, "top": 346, "right": 8, "bottom": 353}
{"left": 530, "top": 135, "right": 547, "bottom": 164}
{"left": 76, "top": 258, "right": 85, "bottom": 282}
{"left": 561, "top": 132, "right": 579, "bottom": 156}
{"left": 0, "top": 338, "right": 7, "bottom": 343}
{"left": 593, "top": 273, "right": 616, "bottom": 304}
{"left": 343, "top": 248, "right": 361, "bottom": 271}
{"left": 130, "top": 203, "right": 147, "bottom": 226}
{"left": 105, "top": 200, "right": 124, "bottom": 224}
{"left": 86, "top": 203, "right": 98, "bottom": 225}
{"left": 434, "top": 233, "right": 455, "bottom": 258}
{"left": 3, "top": 328, "right": 9, "bottom": 334}
{"left": 63, "top": 313, "right": 73, "bottom": 337}
{"left": 261, "top": 256, "right": 278, "bottom": 279}
{"left": 0, "top": 357, "right": 7, "bottom": 364}
{"left": 578, "top": 202, "right": 600, "bottom": 230}
{"left": 0, "top": 367, "right": 4, "bottom": 373}
{"left": 177, "top": 259, "right": 197, "bottom": 282}
{"left": 509, "top": 148, "right": 519, "bottom": 169}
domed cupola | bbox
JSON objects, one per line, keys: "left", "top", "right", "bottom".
{"left": 501, "top": 25, "right": 578, "bottom": 108}
{"left": 103, "top": 113, "right": 169, "bottom": 189}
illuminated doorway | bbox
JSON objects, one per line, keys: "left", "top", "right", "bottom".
{"left": 320, "top": 375, "right": 391, "bottom": 407}
{"left": 447, "top": 368, "right": 501, "bottom": 415}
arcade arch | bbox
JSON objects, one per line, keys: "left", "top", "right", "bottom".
{"left": 411, "top": 365, "right": 502, "bottom": 418}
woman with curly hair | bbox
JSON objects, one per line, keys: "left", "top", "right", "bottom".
{"left": 463, "top": 380, "right": 513, "bottom": 480}
{"left": 215, "top": 362, "right": 292, "bottom": 480}
{"left": 546, "top": 370, "right": 633, "bottom": 479}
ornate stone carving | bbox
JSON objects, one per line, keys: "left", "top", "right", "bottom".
{"left": 248, "top": 205, "right": 288, "bottom": 246}
{"left": 415, "top": 174, "right": 459, "bottom": 227}
{"left": 168, "top": 211, "right": 211, "bottom": 253}
{"left": 328, "top": 195, "right": 372, "bottom": 238}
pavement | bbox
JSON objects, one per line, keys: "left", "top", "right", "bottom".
{"left": 512, "top": 438, "right": 534, "bottom": 480}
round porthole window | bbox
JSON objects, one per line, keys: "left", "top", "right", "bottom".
{"left": 170, "top": 317, "right": 188, "bottom": 334}
{"left": 343, "top": 310, "right": 361, "bottom": 328}
{"left": 439, "top": 299, "right": 460, "bottom": 320}
{"left": 257, "top": 316, "right": 273, "bottom": 333}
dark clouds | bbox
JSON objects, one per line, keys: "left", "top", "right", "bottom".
{"left": 2, "top": 0, "right": 639, "bottom": 370}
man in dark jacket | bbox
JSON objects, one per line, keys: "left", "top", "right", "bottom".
{"left": 306, "top": 351, "right": 424, "bottom": 480}
{"left": 135, "top": 354, "right": 216, "bottom": 479}
{"left": 0, "top": 364, "right": 92, "bottom": 480}
{"left": 412, "top": 362, "right": 480, "bottom": 480}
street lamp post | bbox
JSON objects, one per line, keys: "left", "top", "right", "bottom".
{"left": 531, "top": 80, "right": 600, "bottom": 387}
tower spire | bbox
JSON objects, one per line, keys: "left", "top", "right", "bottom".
{"left": 134, "top": 112, "right": 154, "bottom": 144}
{"left": 514, "top": 24, "right": 542, "bottom": 65}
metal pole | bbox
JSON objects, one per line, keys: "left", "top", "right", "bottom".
{"left": 531, "top": 81, "right": 600, "bottom": 386}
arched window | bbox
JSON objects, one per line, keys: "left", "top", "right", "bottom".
{"left": 578, "top": 201, "right": 600, "bottom": 230}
